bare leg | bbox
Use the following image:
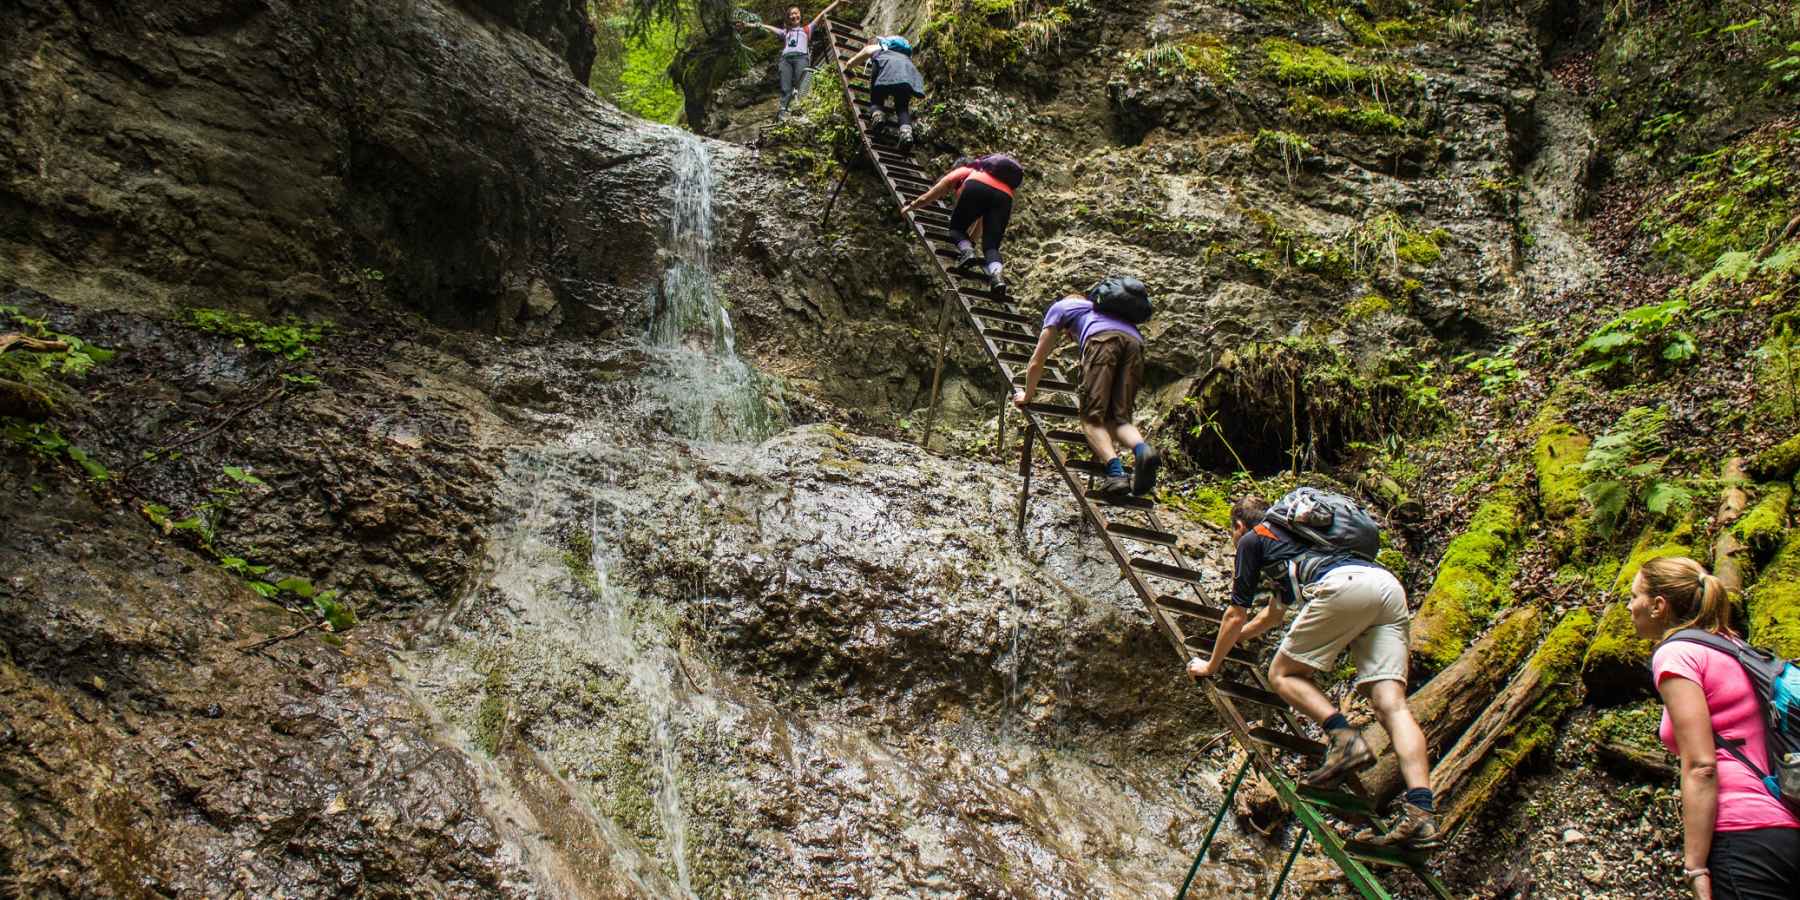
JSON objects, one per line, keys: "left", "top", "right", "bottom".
{"left": 1110, "top": 422, "right": 1144, "bottom": 450}
{"left": 1079, "top": 415, "right": 1117, "bottom": 462}
{"left": 1269, "top": 651, "right": 1338, "bottom": 725}
{"left": 1363, "top": 679, "right": 1430, "bottom": 791}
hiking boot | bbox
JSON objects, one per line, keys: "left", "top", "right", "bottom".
{"left": 1357, "top": 803, "right": 1443, "bottom": 853}
{"left": 898, "top": 123, "right": 914, "bottom": 144}
{"left": 1096, "top": 474, "right": 1133, "bottom": 496}
{"left": 869, "top": 108, "right": 885, "bottom": 127}
{"left": 987, "top": 272, "right": 1008, "bottom": 299}
{"left": 954, "top": 246, "right": 979, "bottom": 270}
{"left": 1132, "top": 445, "right": 1162, "bottom": 496}
{"left": 1301, "top": 728, "right": 1375, "bottom": 789}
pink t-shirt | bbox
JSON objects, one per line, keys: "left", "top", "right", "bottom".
{"left": 1653, "top": 640, "right": 1800, "bottom": 832}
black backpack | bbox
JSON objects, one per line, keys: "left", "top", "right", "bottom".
{"left": 1088, "top": 276, "right": 1152, "bottom": 324}
{"left": 1261, "top": 487, "right": 1383, "bottom": 590}
{"left": 1660, "top": 629, "right": 1800, "bottom": 815}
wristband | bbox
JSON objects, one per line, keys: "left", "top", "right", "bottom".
{"left": 1683, "top": 867, "right": 1709, "bottom": 880}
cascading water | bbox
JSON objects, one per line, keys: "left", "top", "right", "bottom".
{"left": 648, "top": 132, "right": 778, "bottom": 443}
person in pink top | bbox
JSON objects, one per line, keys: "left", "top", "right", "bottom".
{"left": 1631, "top": 555, "right": 1800, "bottom": 900}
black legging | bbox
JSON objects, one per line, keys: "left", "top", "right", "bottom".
{"left": 870, "top": 83, "right": 913, "bottom": 127}
{"left": 949, "top": 179, "right": 1012, "bottom": 266}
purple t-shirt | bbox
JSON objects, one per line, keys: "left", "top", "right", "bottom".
{"left": 1042, "top": 297, "right": 1142, "bottom": 348}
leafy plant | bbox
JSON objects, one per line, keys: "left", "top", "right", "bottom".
{"left": 1, "top": 420, "right": 109, "bottom": 481}
{"left": 1576, "top": 297, "right": 1696, "bottom": 377}
{"left": 1454, "top": 348, "right": 1523, "bottom": 394}
{"left": 1578, "top": 407, "right": 1691, "bottom": 538}
{"left": 184, "top": 308, "right": 327, "bottom": 360}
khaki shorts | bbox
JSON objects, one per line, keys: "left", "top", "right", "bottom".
{"left": 1277, "top": 564, "right": 1410, "bottom": 686}
{"left": 1078, "top": 331, "right": 1144, "bottom": 427}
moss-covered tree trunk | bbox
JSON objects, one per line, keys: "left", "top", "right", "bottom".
{"left": 1363, "top": 604, "right": 1546, "bottom": 804}
{"left": 1409, "top": 490, "right": 1523, "bottom": 673}
{"left": 1433, "top": 608, "right": 1595, "bottom": 836}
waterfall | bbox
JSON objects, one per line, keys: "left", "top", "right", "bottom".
{"left": 648, "top": 132, "right": 778, "bottom": 443}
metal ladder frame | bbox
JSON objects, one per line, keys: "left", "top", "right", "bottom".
{"left": 818, "top": 19, "right": 1453, "bottom": 900}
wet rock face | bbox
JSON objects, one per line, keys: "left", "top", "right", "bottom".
{"left": 0, "top": 475, "right": 537, "bottom": 898}
{"left": 0, "top": 0, "right": 658, "bottom": 336}
{"left": 410, "top": 420, "right": 1263, "bottom": 898}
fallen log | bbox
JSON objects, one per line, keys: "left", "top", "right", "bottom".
{"left": 1594, "top": 738, "right": 1677, "bottom": 783}
{"left": 1435, "top": 607, "right": 1595, "bottom": 836}
{"left": 1712, "top": 458, "right": 1751, "bottom": 594}
{"left": 1362, "top": 603, "right": 1547, "bottom": 805}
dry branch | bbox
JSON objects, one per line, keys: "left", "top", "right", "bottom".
{"left": 0, "top": 333, "right": 70, "bottom": 355}
{"left": 1712, "top": 458, "right": 1751, "bottom": 594}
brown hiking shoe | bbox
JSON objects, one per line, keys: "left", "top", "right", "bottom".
{"left": 1096, "top": 474, "right": 1133, "bottom": 496}
{"left": 1359, "top": 803, "right": 1443, "bottom": 852}
{"left": 1300, "top": 728, "right": 1375, "bottom": 789}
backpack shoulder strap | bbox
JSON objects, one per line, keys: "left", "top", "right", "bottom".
{"left": 1660, "top": 628, "right": 1743, "bottom": 658}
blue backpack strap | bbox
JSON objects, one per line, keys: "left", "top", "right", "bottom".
{"left": 1661, "top": 629, "right": 1790, "bottom": 800}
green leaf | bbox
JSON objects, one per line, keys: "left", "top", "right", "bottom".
{"left": 1582, "top": 479, "right": 1629, "bottom": 536}
{"left": 1663, "top": 331, "right": 1697, "bottom": 361}
{"left": 222, "top": 465, "right": 265, "bottom": 486}
{"left": 1644, "top": 480, "right": 1693, "bottom": 516}
{"left": 275, "top": 576, "right": 316, "bottom": 598}
{"left": 65, "top": 446, "right": 109, "bottom": 482}
{"left": 248, "top": 581, "right": 280, "bottom": 598}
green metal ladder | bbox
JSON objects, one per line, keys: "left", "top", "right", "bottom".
{"left": 819, "top": 18, "right": 1455, "bottom": 899}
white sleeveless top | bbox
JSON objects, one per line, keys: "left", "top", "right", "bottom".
{"left": 781, "top": 25, "right": 810, "bottom": 56}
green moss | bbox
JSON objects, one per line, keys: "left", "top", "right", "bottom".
{"left": 1538, "top": 606, "right": 1598, "bottom": 678}
{"left": 1262, "top": 38, "right": 1369, "bottom": 90}
{"left": 1753, "top": 313, "right": 1800, "bottom": 427}
{"left": 1411, "top": 491, "right": 1524, "bottom": 671}
{"left": 1346, "top": 293, "right": 1392, "bottom": 320}
{"left": 1375, "top": 547, "right": 1408, "bottom": 582}
{"left": 1534, "top": 424, "right": 1591, "bottom": 521}
{"left": 1171, "top": 483, "right": 1235, "bottom": 530}
{"left": 1749, "top": 431, "right": 1800, "bottom": 481}
{"left": 1590, "top": 700, "right": 1665, "bottom": 756}
{"left": 1131, "top": 33, "right": 1237, "bottom": 83}
{"left": 1749, "top": 529, "right": 1800, "bottom": 659}
{"left": 1582, "top": 527, "right": 1694, "bottom": 697}
{"left": 1732, "top": 482, "right": 1792, "bottom": 554}
{"left": 1284, "top": 90, "right": 1410, "bottom": 134}
{"left": 473, "top": 665, "right": 509, "bottom": 756}
{"left": 563, "top": 528, "right": 601, "bottom": 593}
{"left": 1639, "top": 126, "right": 1799, "bottom": 274}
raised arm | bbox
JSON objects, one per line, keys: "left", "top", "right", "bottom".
{"left": 899, "top": 169, "right": 964, "bottom": 215}
{"left": 845, "top": 41, "right": 881, "bottom": 69}
{"left": 735, "top": 21, "right": 782, "bottom": 38}
{"left": 808, "top": 1, "right": 842, "bottom": 31}
{"left": 1661, "top": 675, "right": 1719, "bottom": 900}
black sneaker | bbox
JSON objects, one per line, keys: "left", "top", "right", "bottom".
{"left": 1301, "top": 728, "right": 1375, "bottom": 789}
{"left": 1096, "top": 474, "right": 1133, "bottom": 496}
{"left": 988, "top": 272, "right": 1008, "bottom": 299}
{"left": 1132, "top": 445, "right": 1161, "bottom": 496}
{"left": 954, "top": 247, "right": 979, "bottom": 270}
{"left": 1356, "top": 803, "right": 1443, "bottom": 852}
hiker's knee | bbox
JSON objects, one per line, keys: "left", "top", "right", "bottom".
{"left": 1363, "top": 679, "right": 1409, "bottom": 714}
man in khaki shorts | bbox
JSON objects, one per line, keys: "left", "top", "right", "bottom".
{"left": 1188, "top": 497, "right": 1440, "bottom": 851}
{"left": 1012, "top": 286, "right": 1160, "bottom": 497}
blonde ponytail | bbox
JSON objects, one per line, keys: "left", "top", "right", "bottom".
{"left": 1640, "top": 556, "right": 1735, "bottom": 638}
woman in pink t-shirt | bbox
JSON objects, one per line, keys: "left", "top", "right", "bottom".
{"left": 1630, "top": 556, "right": 1799, "bottom": 900}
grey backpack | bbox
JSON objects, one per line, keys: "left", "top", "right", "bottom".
{"left": 1263, "top": 487, "right": 1383, "bottom": 588}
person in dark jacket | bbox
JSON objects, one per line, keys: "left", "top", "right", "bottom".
{"left": 1190, "top": 497, "right": 1440, "bottom": 851}
{"left": 738, "top": 3, "right": 841, "bottom": 118}
{"left": 845, "top": 36, "right": 926, "bottom": 144}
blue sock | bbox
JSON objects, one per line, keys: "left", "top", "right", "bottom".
{"left": 1105, "top": 457, "right": 1125, "bottom": 477}
{"left": 1404, "top": 787, "right": 1435, "bottom": 812}
{"left": 1323, "top": 713, "right": 1351, "bottom": 732}
{"left": 1133, "top": 441, "right": 1150, "bottom": 461}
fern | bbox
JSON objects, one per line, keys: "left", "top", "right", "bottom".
{"left": 1577, "top": 407, "right": 1691, "bottom": 538}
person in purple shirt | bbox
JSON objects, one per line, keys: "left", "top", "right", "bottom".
{"left": 1011, "top": 290, "right": 1160, "bottom": 496}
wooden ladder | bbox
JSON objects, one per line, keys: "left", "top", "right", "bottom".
{"left": 819, "top": 19, "right": 1454, "bottom": 900}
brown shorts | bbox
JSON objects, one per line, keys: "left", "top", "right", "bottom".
{"left": 1078, "top": 331, "right": 1144, "bottom": 427}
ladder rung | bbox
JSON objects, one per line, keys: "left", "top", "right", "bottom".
{"left": 1297, "top": 785, "right": 1379, "bottom": 819}
{"left": 1013, "top": 376, "right": 1076, "bottom": 393}
{"left": 1129, "top": 557, "right": 1204, "bottom": 584}
{"left": 1156, "top": 594, "right": 1224, "bottom": 622}
{"left": 1249, "top": 725, "right": 1325, "bottom": 760}
{"left": 1022, "top": 401, "right": 1079, "bottom": 419}
{"left": 973, "top": 306, "right": 1035, "bottom": 326}
{"left": 1046, "top": 428, "right": 1088, "bottom": 444}
{"left": 1342, "top": 838, "right": 1435, "bottom": 868}
{"left": 1181, "top": 638, "right": 1259, "bottom": 667}
{"left": 1106, "top": 522, "right": 1176, "bottom": 546}
{"left": 981, "top": 328, "right": 1037, "bottom": 346}
{"left": 1089, "top": 492, "right": 1155, "bottom": 510}
{"left": 1212, "top": 678, "right": 1284, "bottom": 708}
{"left": 998, "top": 351, "right": 1031, "bottom": 364}
{"left": 1065, "top": 458, "right": 1132, "bottom": 477}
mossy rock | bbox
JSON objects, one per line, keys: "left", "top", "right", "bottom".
{"left": 1410, "top": 492, "right": 1523, "bottom": 672}
{"left": 1533, "top": 424, "right": 1589, "bottom": 521}
{"left": 1731, "top": 482, "right": 1791, "bottom": 556}
{"left": 1580, "top": 527, "right": 1694, "bottom": 702}
{"left": 1748, "top": 528, "right": 1800, "bottom": 660}
{"left": 1590, "top": 700, "right": 1664, "bottom": 757}
{"left": 1748, "top": 431, "right": 1800, "bottom": 482}
{"left": 1170, "top": 483, "right": 1234, "bottom": 530}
